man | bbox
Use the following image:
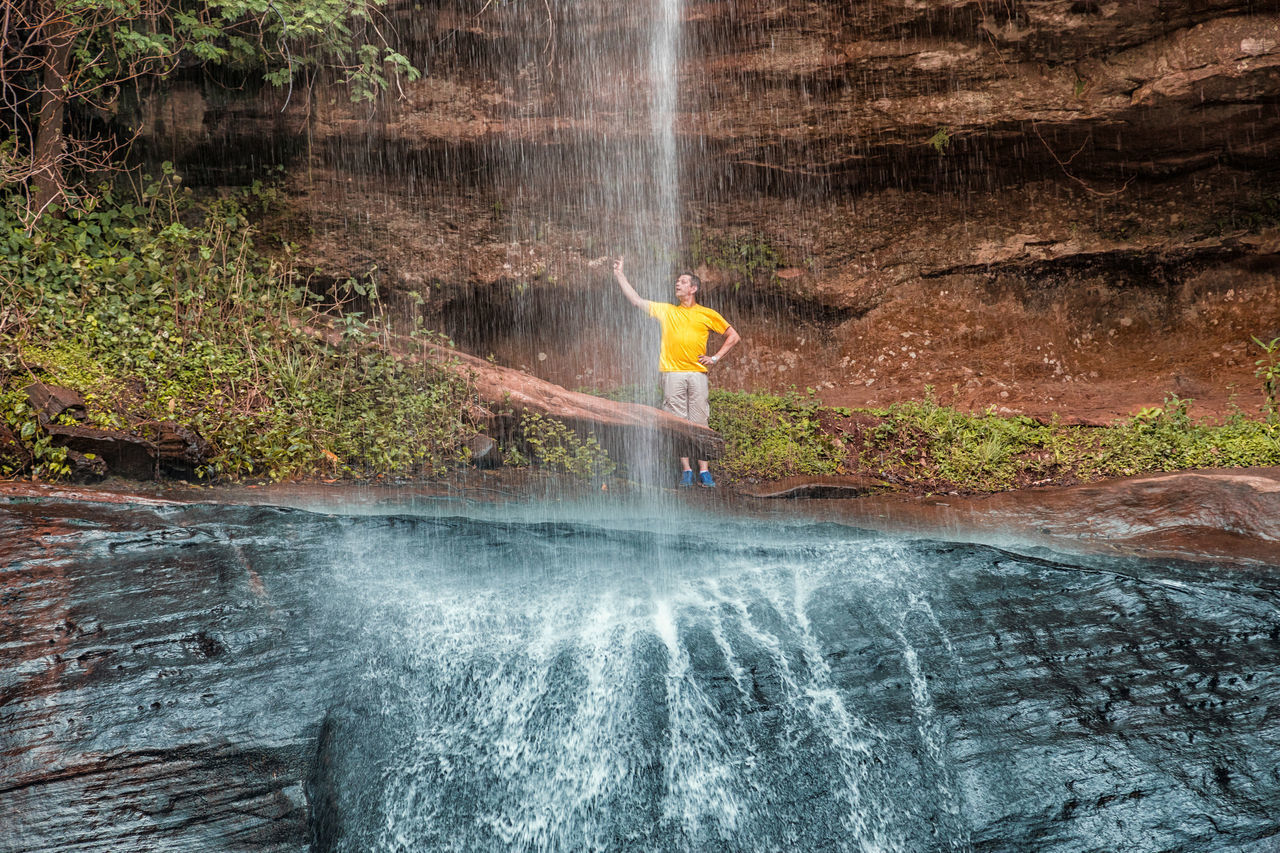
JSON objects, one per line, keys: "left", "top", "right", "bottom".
{"left": 613, "top": 256, "right": 741, "bottom": 487}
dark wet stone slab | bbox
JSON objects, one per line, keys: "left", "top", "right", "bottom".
{"left": 0, "top": 500, "right": 334, "bottom": 852}
{"left": 2, "top": 745, "right": 310, "bottom": 852}
{"left": 2, "top": 477, "right": 1279, "bottom": 851}
{"left": 736, "top": 474, "right": 894, "bottom": 499}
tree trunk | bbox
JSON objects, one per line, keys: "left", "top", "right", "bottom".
{"left": 29, "top": 2, "right": 73, "bottom": 218}
{"left": 296, "top": 321, "right": 726, "bottom": 465}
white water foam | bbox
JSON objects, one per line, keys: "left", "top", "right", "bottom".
{"left": 321, "top": 522, "right": 973, "bottom": 852}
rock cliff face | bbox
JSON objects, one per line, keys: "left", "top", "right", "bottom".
{"left": 166, "top": 0, "right": 1280, "bottom": 420}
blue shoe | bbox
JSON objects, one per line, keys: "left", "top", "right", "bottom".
{"left": 679, "top": 469, "right": 694, "bottom": 487}
{"left": 698, "top": 471, "right": 716, "bottom": 488}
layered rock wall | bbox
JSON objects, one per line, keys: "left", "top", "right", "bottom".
{"left": 155, "top": 0, "right": 1280, "bottom": 419}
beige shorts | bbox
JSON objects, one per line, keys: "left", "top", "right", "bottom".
{"left": 661, "top": 371, "right": 710, "bottom": 427}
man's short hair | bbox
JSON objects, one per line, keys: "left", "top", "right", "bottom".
{"left": 682, "top": 272, "right": 702, "bottom": 291}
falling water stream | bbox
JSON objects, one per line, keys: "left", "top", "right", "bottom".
{"left": 2, "top": 493, "right": 1279, "bottom": 852}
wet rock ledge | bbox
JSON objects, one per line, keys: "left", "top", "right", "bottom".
{"left": 1, "top": 467, "right": 1277, "bottom": 851}
{"left": 755, "top": 466, "right": 1280, "bottom": 566}
{"left": 9, "top": 383, "right": 210, "bottom": 482}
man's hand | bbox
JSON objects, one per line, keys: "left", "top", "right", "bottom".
{"left": 701, "top": 326, "right": 740, "bottom": 367}
{"left": 612, "top": 255, "right": 648, "bottom": 309}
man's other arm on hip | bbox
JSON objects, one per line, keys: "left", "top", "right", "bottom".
{"left": 699, "top": 325, "right": 741, "bottom": 367}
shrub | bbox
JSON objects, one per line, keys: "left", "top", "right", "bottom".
{"left": 1097, "top": 397, "right": 1280, "bottom": 476}
{"left": 512, "top": 413, "right": 615, "bottom": 479}
{"left": 0, "top": 175, "right": 473, "bottom": 481}
{"left": 709, "top": 389, "right": 845, "bottom": 480}
{"left": 864, "top": 397, "right": 1046, "bottom": 490}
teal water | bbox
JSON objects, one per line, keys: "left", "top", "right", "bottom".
{"left": 2, "top": 497, "right": 1279, "bottom": 852}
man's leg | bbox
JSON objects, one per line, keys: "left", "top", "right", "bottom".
{"left": 686, "top": 373, "right": 716, "bottom": 487}
{"left": 662, "top": 373, "right": 697, "bottom": 484}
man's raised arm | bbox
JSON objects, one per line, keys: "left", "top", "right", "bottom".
{"left": 612, "top": 257, "right": 649, "bottom": 310}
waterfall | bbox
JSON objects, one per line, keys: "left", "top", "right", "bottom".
{"left": 647, "top": 0, "right": 683, "bottom": 264}
{"left": 495, "top": 0, "right": 687, "bottom": 479}
{"left": 321, "top": 530, "right": 935, "bottom": 852}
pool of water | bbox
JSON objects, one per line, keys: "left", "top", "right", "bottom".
{"left": 2, "top": 495, "right": 1279, "bottom": 852}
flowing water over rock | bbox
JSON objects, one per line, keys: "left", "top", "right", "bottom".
{"left": 3, "top": 492, "right": 1280, "bottom": 852}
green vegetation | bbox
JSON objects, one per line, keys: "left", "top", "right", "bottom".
{"left": 1098, "top": 397, "right": 1279, "bottom": 473}
{"left": 709, "top": 388, "right": 1280, "bottom": 493}
{"left": 709, "top": 390, "right": 846, "bottom": 480}
{"left": 0, "top": 385, "right": 74, "bottom": 478}
{"left": 690, "top": 231, "right": 781, "bottom": 288}
{"left": 865, "top": 397, "right": 1051, "bottom": 491}
{"left": 0, "top": 174, "right": 473, "bottom": 481}
{"left": 928, "top": 127, "right": 952, "bottom": 154}
{"left": 6, "top": 0, "right": 417, "bottom": 218}
{"left": 1253, "top": 335, "right": 1280, "bottom": 418}
{"left": 504, "top": 413, "right": 616, "bottom": 480}
{"left": 1212, "top": 196, "right": 1280, "bottom": 236}
{"left": 5, "top": 1, "right": 428, "bottom": 479}
{"left": 866, "top": 394, "right": 1279, "bottom": 491}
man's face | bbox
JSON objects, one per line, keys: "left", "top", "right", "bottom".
{"left": 674, "top": 274, "right": 697, "bottom": 300}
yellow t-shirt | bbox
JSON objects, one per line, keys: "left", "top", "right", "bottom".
{"left": 648, "top": 301, "right": 730, "bottom": 373}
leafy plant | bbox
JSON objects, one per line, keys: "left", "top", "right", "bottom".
{"left": 734, "top": 389, "right": 1280, "bottom": 492}
{"left": 1095, "top": 395, "right": 1280, "bottom": 474}
{"left": 0, "top": 175, "right": 473, "bottom": 482}
{"left": 690, "top": 231, "right": 781, "bottom": 289}
{"left": 1252, "top": 335, "right": 1280, "bottom": 418}
{"left": 709, "top": 389, "right": 845, "bottom": 480}
{"left": 864, "top": 396, "right": 1045, "bottom": 490}
{"left": 928, "top": 127, "right": 952, "bottom": 154}
{"left": 514, "top": 413, "right": 615, "bottom": 479}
